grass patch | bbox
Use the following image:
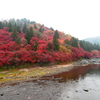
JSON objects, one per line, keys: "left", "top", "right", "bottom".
{"left": 0, "top": 67, "right": 51, "bottom": 83}
{"left": 0, "top": 61, "right": 74, "bottom": 84}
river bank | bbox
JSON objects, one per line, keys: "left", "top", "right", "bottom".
{"left": 0, "top": 58, "right": 100, "bottom": 100}
{"left": 0, "top": 58, "right": 100, "bottom": 86}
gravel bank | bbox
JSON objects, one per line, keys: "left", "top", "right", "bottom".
{"left": 0, "top": 58, "right": 100, "bottom": 100}
{"left": 0, "top": 58, "right": 100, "bottom": 86}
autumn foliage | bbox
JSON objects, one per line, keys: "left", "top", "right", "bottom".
{"left": 0, "top": 19, "right": 99, "bottom": 67}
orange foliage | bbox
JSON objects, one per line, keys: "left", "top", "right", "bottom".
{"left": 60, "top": 46, "right": 71, "bottom": 54}
{"left": 43, "top": 30, "right": 54, "bottom": 34}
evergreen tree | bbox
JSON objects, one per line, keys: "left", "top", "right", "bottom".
{"left": 53, "top": 30, "right": 60, "bottom": 51}
{"left": 0, "top": 22, "right": 3, "bottom": 29}
{"left": 39, "top": 27, "right": 44, "bottom": 33}
{"left": 50, "top": 27, "right": 54, "bottom": 31}
{"left": 3, "top": 21, "right": 8, "bottom": 27}
{"left": 79, "top": 40, "right": 100, "bottom": 51}
{"left": 14, "top": 23, "right": 17, "bottom": 27}
{"left": 15, "top": 38, "right": 21, "bottom": 44}
{"left": 31, "top": 21, "right": 36, "bottom": 24}
{"left": 25, "top": 27, "right": 34, "bottom": 43}
{"left": 21, "top": 18, "right": 27, "bottom": 23}
{"left": 25, "top": 29, "right": 30, "bottom": 43}
{"left": 16, "top": 19, "right": 20, "bottom": 26}
{"left": 9, "top": 18, "right": 16, "bottom": 25}
{"left": 32, "top": 41, "right": 38, "bottom": 51}
{"left": 47, "top": 42, "right": 53, "bottom": 51}
{"left": 53, "top": 38, "right": 60, "bottom": 51}
{"left": 8, "top": 22, "right": 13, "bottom": 32}
{"left": 54, "top": 30, "right": 59, "bottom": 39}
{"left": 29, "top": 27, "right": 34, "bottom": 37}
{"left": 34, "top": 24, "right": 37, "bottom": 29}
{"left": 23, "top": 23, "right": 27, "bottom": 33}
{"left": 16, "top": 26, "right": 21, "bottom": 33}
{"left": 11, "top": 27, "right": 18, "bottom": 41}
{"left": 64, "top": 39, "right": 71, "bottom": 45}
{"left": 70, "top": 37, "right": 78, "bottom": 47}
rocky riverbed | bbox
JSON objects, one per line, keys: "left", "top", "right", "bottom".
{"left": 0, "top": 58, "right": 100, "bottom": 100}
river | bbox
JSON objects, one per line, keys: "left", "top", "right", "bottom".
{"left": 0, "top": 64, "right": 100, "bottom": 100}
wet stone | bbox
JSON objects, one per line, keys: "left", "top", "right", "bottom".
{"left": 0, "top": 93, "right": 4, "bottom": 96}
{"left": 17, "top": 93, "right": 20, "bottom": 95}
{"left": 83, "top": 89, "right": 89, "bottom": 92}
{"left": 67, "top": 96, "right": 69, "bottom": 98}
{"left": 75, "top": 90, "right": 78, "bottom": 92}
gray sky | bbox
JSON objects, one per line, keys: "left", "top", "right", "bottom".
{"left": 0, "top": 0, "right": 100, "bottom": 40}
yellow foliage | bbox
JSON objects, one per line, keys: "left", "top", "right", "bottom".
{"left": 60, "top": 46, "right": 71, "bottom": 54}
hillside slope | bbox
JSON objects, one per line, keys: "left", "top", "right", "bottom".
{"left": 0, "top": 18, "right": 100, "bottom": 67}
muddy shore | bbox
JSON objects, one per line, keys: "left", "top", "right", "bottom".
{"left": 0, "top": 58, "right": 100, "bottom": 86}
{"left": 0, "top": 58, "right": 100, "bottom": 100}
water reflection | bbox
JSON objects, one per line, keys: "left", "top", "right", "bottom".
{"left": 54, "top": 64, "right": 100, "bottom": 100}
{"left": 48, "top": 64, "right": 99, "bottom": 81}
{"left": 1, "top": 64, "right": 100, "bottom": 100}
{"left": 41, "top": 64, "right": 100, "bottom": 100}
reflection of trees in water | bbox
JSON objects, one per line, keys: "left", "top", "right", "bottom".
{"left": 52, "top": 64, "right": 100, "bottom": 82}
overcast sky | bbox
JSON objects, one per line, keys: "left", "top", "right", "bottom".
{"left": 0, "top": 0, "right": 100, "bottom": 40}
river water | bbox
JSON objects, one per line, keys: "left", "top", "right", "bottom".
{"left": 52, "top": 64, "right": 100, "bottom": 100}
{"left": 0, "top": 64, "right": 100, "bottom": 100}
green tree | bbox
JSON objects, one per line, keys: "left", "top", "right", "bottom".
{"left": 50, "top": 27, "right": 54, "bottom": 31}
{"left": 16, "top": 26, "right": 21, "bottom": 33}
{"left": 31, "top": 21, "right": 36, "bottom": 24}
{"left": 32, "top": 41, "right": 38, "bottom": 51}
{"left": 34, "top": 24, "right": 37, "bottom": 29}
{"left": 11, "top": 27, "right": 18, "bottom": 41}
{"left": 53, "top": 38, "right": 60, "bottom": 51}
{"left": 9, "top": 18, "right": 16, "bottom": 25}
{"left": 53, "top": 30, "right": 60, "bottom": 51}
{"left": 15, "top": 38, "right": 21, "bottom": 45}
{"left": 54, "top": 30, "right": 59, "bottom": 39}
{"left": 3, "top": 21, "right": 8, "bottom": 27}
{"left": 64, "top": 39, "right": 71, "bottom": 45}
{"left": 39, "top": 27, "right": 44, "bottom": 33}
{"left": 29, "top": 27, "right": 34, "bottom": 37}
{"left": 0, "top": 22, "right": 3, "bottom": 29}
{"left": 47, "top": 42, "right": 53, "bottom": 51}
{"left": 23, "top": 23, "right": 27, "bottom": 33}
{"left": 25, "top": 27, "right": 34, "bottom": 43}
{"left": 8, "top": 23, "right": 13, "bottom": 32}
{"left": 70, "top": 37, "right": 78, "bottom": 47}
{"left": 25, "top": 29, "right": 30, "bottom": 43}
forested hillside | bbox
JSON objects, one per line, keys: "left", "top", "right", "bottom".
{"left": 0, "top": 18, "right": 100, "bottom": 67}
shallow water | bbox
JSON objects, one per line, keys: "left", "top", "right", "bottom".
{"left": 0, "top": 64, "right": 100, "bottom": 100}
{"left": 55, "top": 64, "right": 100, "bottom": 100}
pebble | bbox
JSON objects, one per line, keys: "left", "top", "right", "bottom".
{"left": 0, "top": 93, "right": 4, "bottom": 96}
{"left": 83, "top": 89, "right": 89, "bottom": 92}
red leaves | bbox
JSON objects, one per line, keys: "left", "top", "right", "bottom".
{"left": 7, "top": 41, "right": 20, "bottom": 51}
{"left": 70, "top": 47, "right": 92, "bottom": 60}
{"left": 91, "top": 50, "right": 100, "bottom": 57}
{"left": 36, "top": 52, "right": 54, "bottom": 63}
{"left": 0, "top": 26, "right": 97, "bottom": 67}
{"left": 0, "top": 34, "right": 12, "bottom": 43}
{"left": 0, "top": 45, "right": 94, "bottom": 66}
{"left": 50, "top": 52, "right": 71, "bottom": 62}
{"left": 0, "top": 51, "right": 11, "bottom": 66}
{"left": 30, "top": 37, "right": 39, "bottom": 46}
{"left": 84, "top": 51, "right": 92, "bottom": 59}
{"left": 71, "top": 47, "right": 84, "bottom": 60}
